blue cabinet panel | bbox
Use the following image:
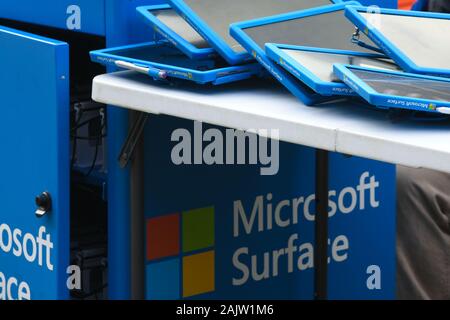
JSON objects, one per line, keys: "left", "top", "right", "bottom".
{"left": 0, "top": 0, "right": 106, "bottom": 36}
{"left": 0, "top": 26, "right": 70, "bottom": 300}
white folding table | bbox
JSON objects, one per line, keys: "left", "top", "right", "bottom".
{"left": 92, "top": 71, "right": 450, "bottom": 299}
{"left": 93, "top": 71, "right": 450, "bottom": 173}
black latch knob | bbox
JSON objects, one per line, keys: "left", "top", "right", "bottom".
{"left": 35, "top": 192, "right": 52, "bottom": 218}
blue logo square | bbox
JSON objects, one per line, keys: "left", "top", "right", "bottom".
{"left": 146, "top": 258, "right": 180, "bottom": 300}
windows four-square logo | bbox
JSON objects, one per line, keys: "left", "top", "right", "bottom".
{"left": 146, "top": 207, "right": 215, "bottom": 300}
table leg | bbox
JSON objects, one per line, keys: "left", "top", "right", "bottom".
{"left": 314, "top": 149, "right": 329, "bottom": 300}
{"left": 130, "top": 110, "right": 145, "bottom": 300}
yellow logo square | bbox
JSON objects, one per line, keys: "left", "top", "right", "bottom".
{"left": 182, "top": 250, "right": 215, "bottom": 298}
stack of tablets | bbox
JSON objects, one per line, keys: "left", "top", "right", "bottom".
{"left": 230, "top": 1, "right": 450, "bottom": 114}
{"left": 91, "top": 0, "right": 450, "bottom": 115}
{"left": 333, "top": 5, "right": 450, "bottom": 115}
{"left": 90, "top": 0, "right": 342, "bottom": 86}
{"left": 89, "top": 4, "right": 264, "bottom": 86}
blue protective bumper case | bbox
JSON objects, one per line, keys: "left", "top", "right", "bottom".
{"left": 345, "top": 5, "right": 450, "bottom": 78}
{"left": 265, "top": 43, "right": 391, "bottom": 96}
{"left": 230, "top": 2, "right": 361, "bottom": 105}
{"left": 90, "top": 41, "right": 262, "bottom": 85}
{"left": 333, "top": 64, "right": 450, "bottom": 114}
{"left": 136, "top": 4, "right": 216, "bottom": 60}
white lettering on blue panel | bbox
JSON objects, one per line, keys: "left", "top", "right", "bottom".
{"left": 66, "top": 5, "right": 81, "bottom": 31}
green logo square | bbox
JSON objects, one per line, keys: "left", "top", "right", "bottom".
{"left": 182, "top": 206, "right": 215, "bottom": 253}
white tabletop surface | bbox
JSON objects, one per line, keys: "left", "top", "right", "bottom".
{"left": 92, "top": 71, "right": 450, "bottom": 173}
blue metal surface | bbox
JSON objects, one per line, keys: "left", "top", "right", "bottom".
{"left": 0, "top": 0, "right": 106, "bottom": 36}
{"left": 345, "top": 6, "right": 450, "bottom": 78}
{"left": 137, "top": 5, "right": 216, "bottom": 60}
{"left": 104, "top": 0, "right": 166, "bottom": 300}
{"left": 0, "top": 26, "right": 69, "bottom": 299}
{"left": 265, "top": 44, "right": 390, "bottom": 96}
{"left": 333, "top": 64, "right": 450, "bottom": 114}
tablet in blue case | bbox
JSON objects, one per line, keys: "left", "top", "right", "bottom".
{"left": 230, "top": 2, "right": 374, "bottom": 105}
{"left": 168, "top": 0, "right": 341, "bottom": 65}
{"left": 265, "top": 44, "right": 397, "bottom": 96}
{"left": 333, "top": 64, "right": 450, "bottom": 114}
{"left": 137, "top": 4, "right": 216, "bottom": 60}
{"left": 90, "top": 42, "right": 262, "bottom": 85}
{"left": 345, "top": 6, "right": 450, "bottom": 78}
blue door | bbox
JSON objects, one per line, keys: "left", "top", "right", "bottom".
{"left": 0, "top": 26, "right": 69, "bottom": 300}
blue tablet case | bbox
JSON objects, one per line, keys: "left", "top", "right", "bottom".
{"left": 230, "top": 2, "right": 365, "bottom": 105}
{"left": 265, "top": 44, "right": 394, "bottom": 96}
{"left": 345, "top": 6, "right": 450, "bottom": 78}
{"left": 168, "top": 0, "right": 342, "bottom": 65}
{"left": 333, "top": 64, "right": 450, "bottom": 114}
{"left": 137, "top": 4, "right": 216, "bottom": 60}
{"left": 90, "top": 42, "right": 262, "bottom": 85}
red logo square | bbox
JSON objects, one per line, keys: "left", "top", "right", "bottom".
{"left": 147, "top": 213, "right": 180, "bottom": 261}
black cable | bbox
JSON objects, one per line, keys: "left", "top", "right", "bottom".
{"left": 84, "top": 136, "right": 100, "bottom": 178}
{"left": 71, "top": 108, "right": 106, "bottom": 176}
{"left": 71, "top": 136, "right": 78, "bottom": 171}
{"left": 71, "top": 115, "right": 102, "bottom": 132}
{"left": 78, "top": 105, "right": 104, "bottom": 112}
{"left": 74, "top": 121, "right": 106, "bottom": 177}
{"left": 71, "top": 108, "right": 84, "bottom": 171}
{"left": 71, "top": 117, "right": 107, "bottom": 140}
{"left": 71, "top": 134, "right": 106, "bottom": 140}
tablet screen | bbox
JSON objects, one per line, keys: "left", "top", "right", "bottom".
{"left": 281, "top": 49, "right": 397, "bottom": 82}
{"left": 359, "top": 12, "right": 450, "bottom": 70}
{"left": 180, "top": 0, "right": 333, "bottom": 53}
{"left": 243, "top": 10, "right": 376, "bottom": 53}
{"left": 350, "top": 68, "right": 450, "bottom": 102}
{"left": 106, "top": 44, "right": 229, "bottom": 70}
{"left": 153, "top": 8, "right": 210, "bottom": 48}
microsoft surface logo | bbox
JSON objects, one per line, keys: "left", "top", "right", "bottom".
{"left": 146, "top": 206, "right": 215, "bottom": 300}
